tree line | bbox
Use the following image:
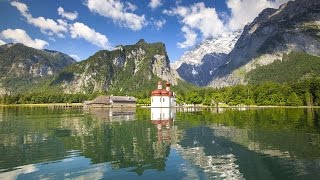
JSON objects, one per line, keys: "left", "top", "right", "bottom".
{"left": 0, "top": 93, "right": 97, "bottom": 105}
{"left": 2, "top": 78, "right": 320, "bottom": 106}
{"left": 175, "top": 78, "right": 320, "bottom": 106}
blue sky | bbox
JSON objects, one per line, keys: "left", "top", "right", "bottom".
{"left": 0, "top": 0, "right": 289, "bottom": 62}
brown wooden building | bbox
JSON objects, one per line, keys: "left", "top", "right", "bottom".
{"left": 84, "top": 96, "right": 136, "bottom": 108}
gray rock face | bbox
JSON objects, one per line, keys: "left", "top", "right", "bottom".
{"left": 209, "top": 0, "right": 320, "bottom": 87}
{"left": 176, "top": 53, "right": 227, "bottom": 86}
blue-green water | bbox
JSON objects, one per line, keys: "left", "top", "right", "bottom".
{"left": 0, "top": 107, "right": 320, "bottom": 179}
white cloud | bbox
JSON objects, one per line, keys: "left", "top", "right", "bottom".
{"left": 125, "top": 2, "right": 137, "bottom": 12}
{"left": 58, "top": 7, "right": 78, "bottom": 21}
{"left": 57, "top": 19, "right": 68, "bottom": 27}
{"left": 0, "top": 29, "right": 48, "bottom": 49}
{"left": 86, "top": 0, "right": 147, "bottom": 31}
{"left": 164, "top": 2, "right": 225, "bottom": 48}
{"left": 227, "top": 0, "right": 290, "bottom": 30}
{"left": 11, "top": 1, "right": 68, "bottom": 37}
{"left": 69, "top": 54, "right": 81, "bottom": 61}
{"left": 153, "top": 19, "right": 166, "bottom": 30}
{"left": 177, "top": 26, "right": 197, "bottom": 48}
{"left": 149, "top": 0, "right": 162, "bottom": 9}
{"left": 164, "top": 0, "right": 290, "bottom": 48}
{"left": 70, "top": 22, "right": 110, "bottom": 49}
{"left": 0, "top": 39, "right": 5, "bottom": 45}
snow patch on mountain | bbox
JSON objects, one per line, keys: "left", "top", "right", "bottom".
{"left": 171, "top": 30, "right": 242, "bottom": 70}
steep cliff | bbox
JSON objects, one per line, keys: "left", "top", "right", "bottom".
{"left": 209, "top": 0, "right": 320, "bottom": 87}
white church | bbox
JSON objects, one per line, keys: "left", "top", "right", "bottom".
{"left": 151, "top": 81, "right": 176, "bottom": 108}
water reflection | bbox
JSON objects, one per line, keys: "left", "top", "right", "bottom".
{"left": 1, "top": 107, "right": 320, "bottom": 179}
{"left": 84, "top": 108, "right": 136, "bottom": 121}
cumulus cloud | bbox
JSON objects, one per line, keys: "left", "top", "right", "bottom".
{"left": 58, "top": 7, "right": 78, "bottom": 21}
{"left": 154, "top": 19, "right": 166, "bottom": 30}
{"left": 177, "top": 26, "right": 197, "bottom": 48}
{"left": 227, "top": 0, "right": 290, "bottom": 30}
{"left": 11, "top": 1, "right": 67, "bottom": 37}
{"left": 86, "top": 0, "right": 147, "bottom": 31}
{"left": 149, "top": 0, "right": 162, "bottom": 9}
{"left": 164, "top": 2, "right": 225, "bottom": 48}
{"left": 70, "top": 22, "right": 111, "bottom": 49}
{"left": 0, "top": 29, "right": 48, "bottom": 49}
{"left": 0, "top": 39, "right": 5, "bottom": 45}
{"left": 164, "top": 0, "right": 290, "bottom": 48}
{"left": 69, "top": 54, "right": 81, "bottom": 61}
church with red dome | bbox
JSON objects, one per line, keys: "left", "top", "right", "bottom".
{"left": 151, "top": 81, "right": 176, "bottom": 107}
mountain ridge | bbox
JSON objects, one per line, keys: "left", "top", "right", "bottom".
{"left": 41, "top": 40, "right": 181, "bottom": 96}
{"left": 0, "top": 43, "right": 76, "bottom": 95}
{"left": 209, "top": 0, "right": 320, "bottom": 87}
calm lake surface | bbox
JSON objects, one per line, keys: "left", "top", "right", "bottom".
{"left": 1, "top": 107, "right": 320, "bottom": 180}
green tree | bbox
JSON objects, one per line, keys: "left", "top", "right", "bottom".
{"left": 304, "top": 91, "right": 313, "bottom": 106}
{"left": 286, "top": 92, "right": 303, "bottom": 106}
{"left": 186, "top": 91, "right": 203, "bottom": 105}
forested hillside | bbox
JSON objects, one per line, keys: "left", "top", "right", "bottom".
{"left": 246, "top": 52, "right": 320, "bottom": 84}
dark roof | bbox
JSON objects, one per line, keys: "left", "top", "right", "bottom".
{"left": 110, "top": 96, "right": 136, "bottom": 102}
{"left": 91, "top": 96, "right": 111, "bottom": 104}
{"left": 87, "top": 95, "right": 136, "bottom": 105}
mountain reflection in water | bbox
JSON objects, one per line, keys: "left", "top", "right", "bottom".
{"left": 0, "top": 107, "right": 320, "bottom": 179}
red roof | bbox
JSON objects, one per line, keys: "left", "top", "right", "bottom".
{"left": 151, "top": 89, "right": 174, "bottom": 96}
{"left": 151, "top": 120, "right": 172, "bottom": 125}
{"left": 151, "top": 89, "right": 161, "bottom": 96}
{"left": 151, "top": 81, "right": 174, "bottom": 96}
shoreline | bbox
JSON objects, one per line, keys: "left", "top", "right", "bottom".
{"left": 1, "top": 103, "right": 320, "bottom": 108}
{"left": 0, "top": 103, "right": 83, "bottom": 107}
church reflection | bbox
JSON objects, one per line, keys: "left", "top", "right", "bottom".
{"left": 151, "top": 108, "right": 176, "bottom": 142}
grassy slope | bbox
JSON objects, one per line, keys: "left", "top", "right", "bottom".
{"left": 246, "top": 52, "right": 320, "bottom": 84}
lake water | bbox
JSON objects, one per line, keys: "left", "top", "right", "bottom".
{"left": 0, "top": 107, "right": 320, "bottom": 180}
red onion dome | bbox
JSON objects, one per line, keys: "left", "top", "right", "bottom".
{"left": 165, "top": 82, "right": 170, "bottom": 86}
{"left": 151, "top": 89, "right": 161, "bottom": 96}
{"left": 161, "top": 89, "right": 169, "bottom": 96}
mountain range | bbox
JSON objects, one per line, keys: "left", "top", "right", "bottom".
{"left": 0, "top": 0, "right": 319, "bottom": 95}
{"left": 0, "top": 40, "right": 186, "bottom": 97}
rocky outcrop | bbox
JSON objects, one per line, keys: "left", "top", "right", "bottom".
{"left": 209, "top": 0, "right": 320, "bottom": 87}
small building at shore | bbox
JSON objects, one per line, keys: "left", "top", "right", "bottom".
{"left": 151, "top": 81, "right": 176, "bottom": 108}
{"left": 84, "top": 95, "right": 136, "bottom": 108}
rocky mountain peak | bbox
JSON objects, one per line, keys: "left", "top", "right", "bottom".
{"left": 50, "top": 40, "right": 179, "bottom": 94}
{"left": 171, "top": 30, "right": 242, "bottom": 86}
{"left": 136, "top": 39, "right": 146, "bottom": 45}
